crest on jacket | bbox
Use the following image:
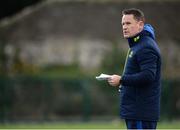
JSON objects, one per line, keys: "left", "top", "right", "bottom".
{"left": 129, "top": 51, "right": 133, "bottom": 58}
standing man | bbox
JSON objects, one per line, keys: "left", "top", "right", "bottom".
{"left": 108, "top": 8, "right": 161, "bottom": 129}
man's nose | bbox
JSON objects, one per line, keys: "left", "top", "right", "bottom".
{"left": 123, "top": 25, "right": 127, "bottom": 30}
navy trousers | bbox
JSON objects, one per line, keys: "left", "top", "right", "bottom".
{"left": 125, "top": 119, "right": 157, "bottom": 130}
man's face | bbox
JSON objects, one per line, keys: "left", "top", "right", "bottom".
{"left": 121, "top": 14, "right": 144, "bottom": 38}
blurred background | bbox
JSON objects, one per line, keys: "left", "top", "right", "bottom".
{"left": 0, "top": 0, "right": 180, "bottom": 129}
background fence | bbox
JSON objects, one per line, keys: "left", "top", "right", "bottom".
{"left": 0, "top": 76, "right": 180, "bottom": 122}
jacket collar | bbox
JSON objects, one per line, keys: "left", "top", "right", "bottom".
{"left": 127, "top": 30, "right": 152, "bottom": 48}
{"left": 127, "top": 31, "right": 142, "bottom": 48}
{"left": 127, "top": 24, "right": 156, "bottom": 48}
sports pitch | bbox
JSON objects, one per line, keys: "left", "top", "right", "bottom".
{"left": 0, "top": 120, "right": 180, "bottom": 129}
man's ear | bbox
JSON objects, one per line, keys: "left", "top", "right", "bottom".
{"left": 139, "top": 21, "right": 144, "bottom": 31}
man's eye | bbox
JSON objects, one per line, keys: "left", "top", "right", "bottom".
{"left": 122, "top": 22, "right": 131, "bottom": 26}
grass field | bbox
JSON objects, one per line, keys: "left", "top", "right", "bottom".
{"left": 0, "top": 120, "right": 180, "bottom": 129}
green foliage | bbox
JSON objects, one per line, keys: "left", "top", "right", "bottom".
{"left": 1, "top": 47, "right": 85, "bottom": 78}
{"left": 160, "top": 79, "right": 180, "bottom": 120}
{"left": 101, "top": 42, "right": 126, "bottom": 75}
{"left": 0, "top": 43, "right": 7, "bottom": 75}
{"left": 37, "top": 64, "right": 85, "bottom": 78}
{"left": 3, "top": 42, "right": 128, "bottom": 78}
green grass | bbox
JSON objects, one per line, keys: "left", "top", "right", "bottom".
{"left": 0, "top": 122, "right": 124, "bottom": 129}
{"left": 0, "top": 120, "right": 180, "bottom": 129}
{"left": 157, "top": 120, "right": 180, "bottom": 129}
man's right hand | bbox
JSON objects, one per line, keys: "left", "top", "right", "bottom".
{"left": 108, "top": 74, "right": 121, "bottom": 87}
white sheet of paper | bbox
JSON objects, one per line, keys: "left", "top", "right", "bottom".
{"left": 96, "top": 73, "right": 112, "bottom": 80}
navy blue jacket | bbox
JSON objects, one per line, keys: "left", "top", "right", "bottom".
{"left": 120, "top": 24, "right": 161, "bottom": 121}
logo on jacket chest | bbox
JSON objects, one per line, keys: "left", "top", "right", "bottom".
{"left": 129, "top": 51, "right": 134, "bottom": 58}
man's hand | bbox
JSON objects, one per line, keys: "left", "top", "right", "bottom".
{"left": 108, "top": 74, "right": 121, "bottom": 87}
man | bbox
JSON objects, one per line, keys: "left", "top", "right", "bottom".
{"left": 108, "top": 8, "right": 161, "bottom": 129}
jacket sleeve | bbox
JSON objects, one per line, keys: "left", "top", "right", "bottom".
{"left": 121, "top": 48, "right": 158, "bottom": 87}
